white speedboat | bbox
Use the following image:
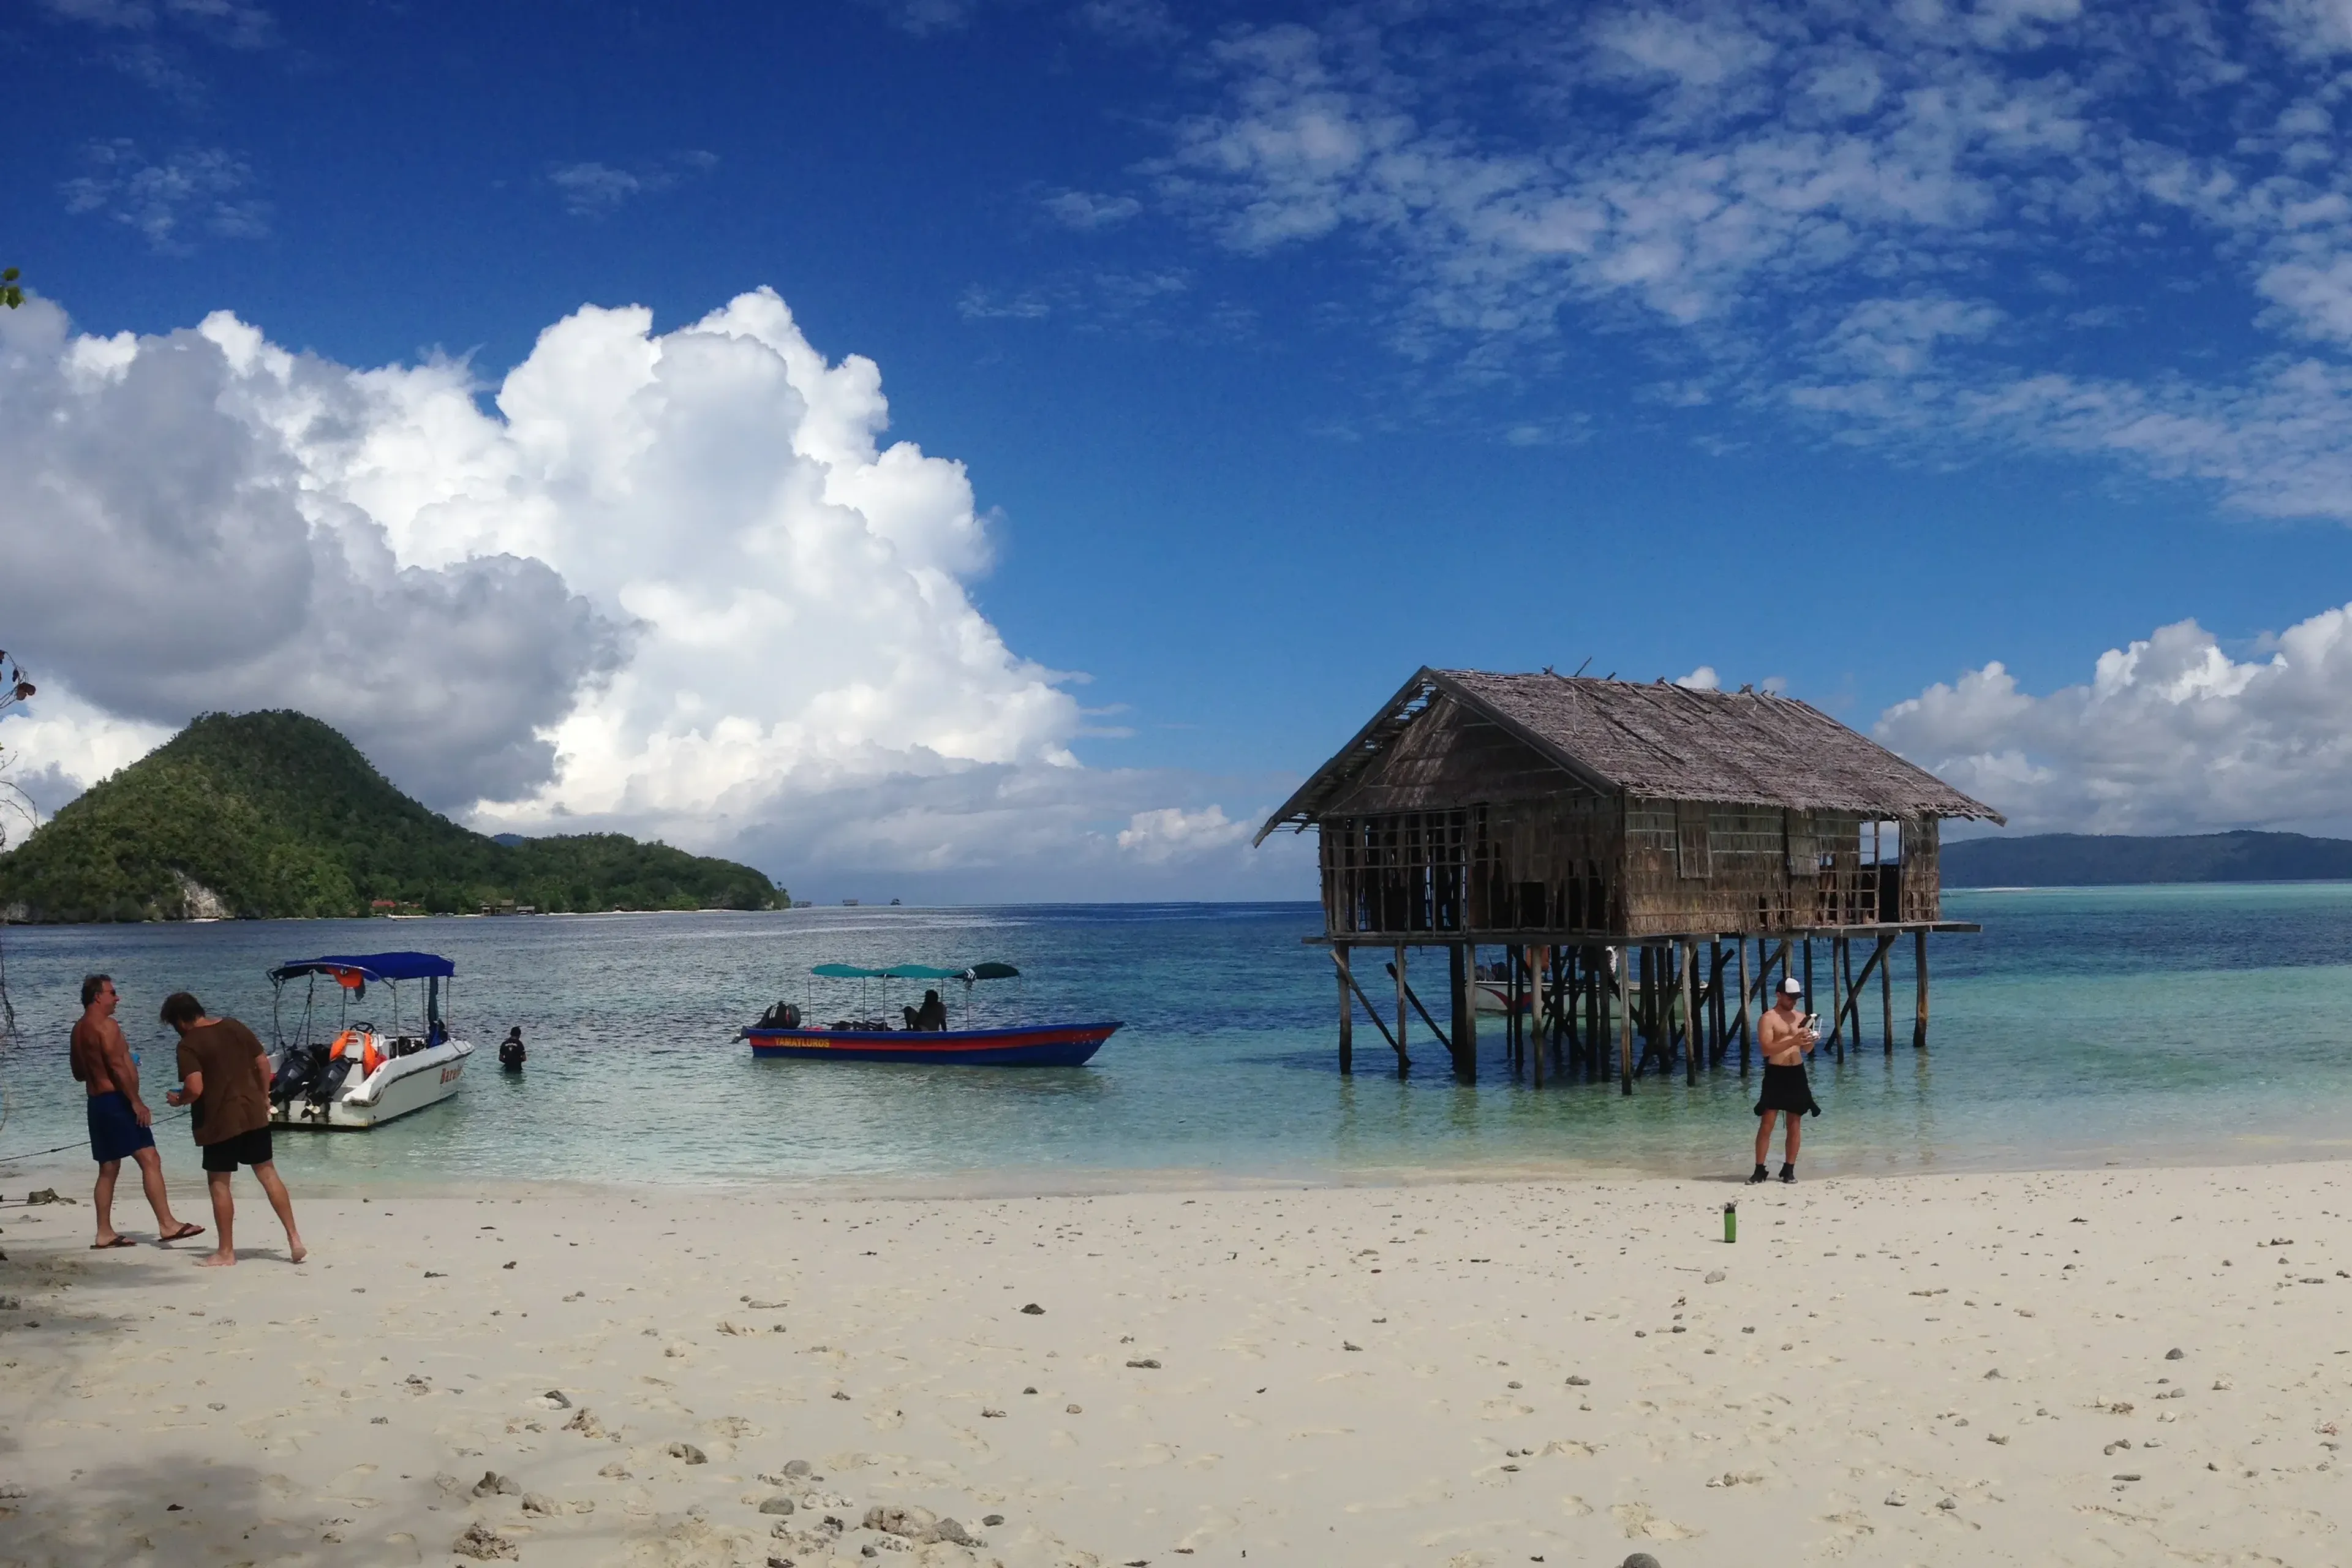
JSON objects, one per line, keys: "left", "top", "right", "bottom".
{"left": 268, "top": 952, "right": 476, "bottom": 1130}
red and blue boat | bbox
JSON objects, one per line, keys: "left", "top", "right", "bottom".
{"left": 742, "top": 962, "right": 1119, "bottom": 1067}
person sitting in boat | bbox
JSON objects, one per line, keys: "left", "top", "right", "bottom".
{"left": 900, "top": 990, "right": 948, "bottom": 1031}
{"left": 498, "top": 1027, "right": 526, "bottom": 1072}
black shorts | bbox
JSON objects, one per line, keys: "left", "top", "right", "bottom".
{"left": 201, "top": 1126, "right": 274, "bottom": 1173}
{"left": 1754, "top": 1063, "right": 1821, "bottom": 1118}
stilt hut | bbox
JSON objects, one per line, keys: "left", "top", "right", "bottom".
{"left": 1255, "top": 668, "right": 2004, "bottom": 1089}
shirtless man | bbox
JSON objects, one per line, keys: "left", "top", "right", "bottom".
{"left": 70, "top": 974, "right": 202, "bottom": 1249}
{"left": 1748, "top": 976, "right": 1822, "bottom": 1185}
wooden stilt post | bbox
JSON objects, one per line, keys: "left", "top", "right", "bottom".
{"left": 1458, "top": 943, "right": 1479, "bottom": 1083}
{"left": 1683, "top": 938, "right": 1700, "bottom": 1087}
{"left": 1529, "top": 948, "right": 1545, "bottom": 1088}
{"left": 1646, "top": 944, "right": 1665, "bottom": 1081}
{"left": 1337, "top": 944, "right": 1354, "bottom": 1076}
{"left": 1841, "top": 936, "right": 1859, "bottom": 1063}
{"left": 1616, "top": 945, "right": 1634, "bottom": 1095}
{"left": 1803, "top": 939, "right": 1815, "bottom": 1022}
{"left": 1708, "top": 940, "right": 1725, "bottom": 1068}
{"left": 1880, "top": 933, "right": 1894, "bottom": 1057}
{"left": 1449, "top": 943, "right": 1465, "bottom": 1079}
{"left": 1834, "top": 937, "right": 1849, "bottom": 1057}
{"left": 1395, "top": 943, "right": 1409, "bottom": 1063}
{"left": 1913, "top": 928, "right": 1930, "bottom": 1050}
{"left": 1735, "top": 936, "right": 1752, "bottom": 1076}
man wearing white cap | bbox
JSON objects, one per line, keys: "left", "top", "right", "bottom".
{"left": 1749, "top": 976, "right": 1820, "bottom": 1183}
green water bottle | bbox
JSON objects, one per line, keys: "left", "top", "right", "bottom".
{"left": 1723, "top": 1202, "right": 1736, "bottom": 1244}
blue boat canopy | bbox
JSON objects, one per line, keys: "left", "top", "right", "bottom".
{"left": 809, "top": 962, "right": 1019, "bottom": 981}
{"left": 271, "top": 952, "right": 456, "bottom": 984}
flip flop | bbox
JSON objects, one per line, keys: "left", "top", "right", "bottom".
{"left": 158, "top": 1223, "right": 206, "bottom": 1243}
{"left": 91, "top": 1235, "right": 137, "bottom": 1250}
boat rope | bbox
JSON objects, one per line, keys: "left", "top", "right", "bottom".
{"left": 0, "top": 1101, "right": 192, "bottom": 1164}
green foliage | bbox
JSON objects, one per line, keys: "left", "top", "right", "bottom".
{"left": 1, "top": 268, "right": 20, "bottom": 310}
{"left": 0, "top": 710, "right": 786, "bottom": 922}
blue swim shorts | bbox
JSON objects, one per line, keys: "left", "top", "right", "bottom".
{"left": 87, "top": 1090, "right": 157, "bottom": 1164}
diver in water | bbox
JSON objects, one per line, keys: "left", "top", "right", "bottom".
{"left": 498, "top": 1027, "right": 526, "bottom": 1072}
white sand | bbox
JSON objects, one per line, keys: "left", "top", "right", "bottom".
{"left": 2, "top": 1158, "right": 2349, "bottom": 1567}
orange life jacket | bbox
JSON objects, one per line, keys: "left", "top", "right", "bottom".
{"left": 330, "top": 1029, "right": 384, "bottom": 1078}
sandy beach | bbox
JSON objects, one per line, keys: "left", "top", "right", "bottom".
{"left": 2, "top": 1158, "right": 2348, "bottom": 1567}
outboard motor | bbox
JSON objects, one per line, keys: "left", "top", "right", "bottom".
{"left": 755, "top": 1001, "right": 802, "bottom": 1030}
{"left": 271, "top": 1043, "right": 328, "bottom": 1104}
{"left": 314, "top": 1052, "right": 359, "bottom": 1104}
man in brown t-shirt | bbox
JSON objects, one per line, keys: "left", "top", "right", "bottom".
{"left": 162, "top": 991, "right": 305, "bottom": 1267}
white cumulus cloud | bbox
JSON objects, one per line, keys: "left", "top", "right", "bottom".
{"left": 1878, "top": 603, "right": 2352, "bottom": 834}
{"left": 1117, "top": 804, "right": 1251, "bottom": 864}
{"left": 0, "top": 289, "right": 1271, "bottom": 894}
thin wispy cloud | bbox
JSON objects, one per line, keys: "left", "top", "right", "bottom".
{"left": 959, "top": 268, "right": 1199, "bottom": 334}
{"left": 60, "top": 140, "right": 268, "bottom": 252}
{"left": 547, "top": 152, "right": 718, "bottom": 218}
{"left": 41, "top": 0, "right": 277, "bottom": 50}
{"left": 1139, "top": 1, "right": 2352, "bottom": 522}
{"left": 1040, "top": 187, "right": 1143, "bottom": 230}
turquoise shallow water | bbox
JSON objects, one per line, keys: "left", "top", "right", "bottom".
{"left": 2, "top": 886, "right": 2350, "bottom": 1190}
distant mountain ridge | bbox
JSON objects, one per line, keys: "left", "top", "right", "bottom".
{"left": 0, "top": 710, "right": 786, "bottom": 922}
{"left": 1942, "top": 830, "right": 2352, "bottom": 888}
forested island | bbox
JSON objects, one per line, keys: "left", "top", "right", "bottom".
{"left": 0, "top": 711, "right": 786, "bottom": 921}
{"left": 1942, "top": 829, "right": 2352, "bottom": 888}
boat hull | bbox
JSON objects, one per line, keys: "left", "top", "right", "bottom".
{"left": 744, "top": 1022, "right": 1120, "bottom": 1066}
{"left": 273, "top": 1040, "right": 474, "bottom": 1129}
{"left": 1473, "top": 981, "right": 1534, "bottom": 1016}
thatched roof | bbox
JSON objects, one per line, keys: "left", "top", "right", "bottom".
{"left": 1256, "top": 668, "right": 2003, "bottom": 842}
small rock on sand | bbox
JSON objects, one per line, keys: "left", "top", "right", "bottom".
{"left": 1885, "top": 1491, "right": 1907, "bottom": 1507}
{"left": 1022, "top": 1303, "right": 1045, "bottom": 1314}
{"left": 1566, "top": 1376, "right": 1590, "bottom": 1387}
{"left": 472, "top": 1471, "right": 521, "bottom": 1498}
{"left": 452, "top": 1521, "right": 519, "bottom": 1561}
{"left": 521, "top": 1493, "right": 556, "bottom": 1515}
{"left": 1623, "top": 1555, "right": 1662, "bottom": 1568}
{"left": 2166, "top": 1348, "right": 2185, "bottom": 1360}
{"left": 1066, "top": 1404, "right": 1083, "bottom": 1414}
{"left": 865, "top": 1505, "right": 935, "bottom": 1538}
{"left": 782, "top": 1460, "right": 812, "bottom": 1477}
{"left": 597, "top": 1462, "right": 632, "bottom": 1479}
{"left": 1704, "top": 1269, "right": 1725, "bottom": 1284}
{"left": 760, "top": 1496, "right": 797, "bottom": 1515}
{"left": 1125, "top": 1359, "right": 1162, "bottom": 1370}
{"left": 544, "top": 1389, "right": 571, "bottom": 1408}
{"left": 982, "top": 1514, "right": 1005, "bottom": 1526}
{"left": 668, "top": 1442, "right": 707, "bottom": 1464}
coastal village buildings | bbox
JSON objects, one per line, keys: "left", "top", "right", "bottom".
{"left": 1257, "top": 668, "right": 2004, "bottom": 1088}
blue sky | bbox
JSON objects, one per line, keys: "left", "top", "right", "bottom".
{"left": 9, "top": 0, "right": 2352, "bottom": 897}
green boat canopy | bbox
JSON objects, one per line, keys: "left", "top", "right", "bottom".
{"left": 809, "top": 962, "right": 1020, "bottom": 981}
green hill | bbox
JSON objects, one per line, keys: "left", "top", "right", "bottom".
{"left": 1942, "top": 829, "right": 2352, "bottom": 887}
{"left": 0, "top": 710, "right": 786, "bottom": 921}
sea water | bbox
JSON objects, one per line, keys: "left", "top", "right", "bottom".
{"left": 2, "top": 885, "right": 2350, "bottom": 1191}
